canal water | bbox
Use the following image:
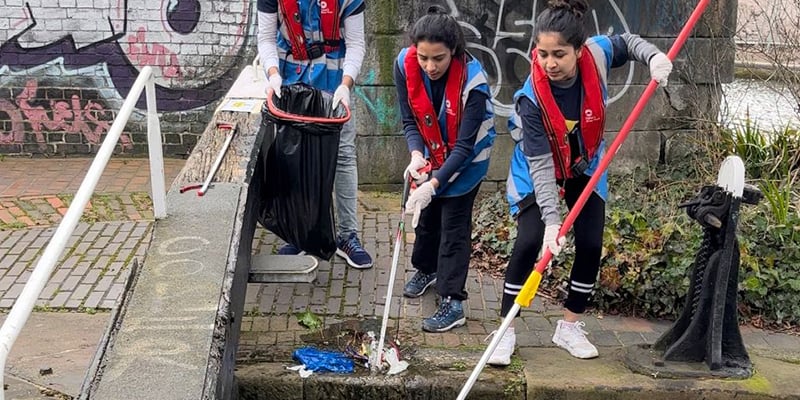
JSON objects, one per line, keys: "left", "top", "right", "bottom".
{"left": 721, "top": 79, "right": 800, "bottom": 130}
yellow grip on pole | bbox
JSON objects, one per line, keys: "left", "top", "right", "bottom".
{"left": 515, "top": 270, "right": 542, "bottom": 308}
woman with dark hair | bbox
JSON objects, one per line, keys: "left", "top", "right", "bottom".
{"left": 489, "top": 0, "right": 672, "bottom": 364}
{"left": 394, "top": 5, "right": 496, "bottom": 333}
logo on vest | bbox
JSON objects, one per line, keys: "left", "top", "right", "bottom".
{"left": 584, "top": 108, "right": 600, "bottom": 123}
{"left": 319, "top": 0, "right": 333, "bottom": 14}
{"left": 445, "top": 99, "right": 456, "bottom": 116}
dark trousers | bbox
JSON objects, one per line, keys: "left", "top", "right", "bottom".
{"left": 411, "top": 185, "right": 480, "bottom": 301}
{"left": 500, "top": 174, "right": 605, "bottom": 316}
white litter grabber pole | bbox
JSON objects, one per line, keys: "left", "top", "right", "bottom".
{"left": 372, "top": 178, "right": 412, "bottom": 372}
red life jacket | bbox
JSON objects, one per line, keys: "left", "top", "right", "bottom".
{"left": 531, "top": 46, "right": 605, "bottom": 180}
{"left": 278, "top": 0, "right": 341, "bottom": 60}
{"left": 403, "top": 46, "right": 466, "bottom": 169}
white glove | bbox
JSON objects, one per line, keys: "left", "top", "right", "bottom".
{"left": 649, "top": 52, "right": 672, "bottom": 87}
{"left": 332, "top": 84, "right": 350, "bottom": 110}
{"left": 267, "top": 73, "right": 282, "bottom": 98}
{"left": 405, "top": 181, "right": 436, "bottom": 228}
{"left": 403, "top": 153, "right": 429, "bottom": 185}
{"left": 543, "top": 224, "right": 566, "bottom": 256}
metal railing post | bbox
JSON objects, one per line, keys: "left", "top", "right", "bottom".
{"left": 145, "top": 71, "right": 167, "bottom": 219}
{"left": 0, "top": 66, "right": 160, "bottom": 400}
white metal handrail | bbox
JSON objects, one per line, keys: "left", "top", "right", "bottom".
{"left": 0, "top": 66, "right": 167, "bottom": 399}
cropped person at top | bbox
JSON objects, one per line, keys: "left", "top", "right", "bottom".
{"left": 256, "top": 0, "right": 373, "bottom": 269}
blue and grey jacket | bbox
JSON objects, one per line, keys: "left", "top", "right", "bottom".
{"left": 396, "top": 48, "right": 496, "bottom": 197}
{"left": 507, "top": 33, "right": 661, "bottom": 219}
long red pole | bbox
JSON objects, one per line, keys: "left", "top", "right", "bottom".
{"left": 458, "top": 1, "right": 712, "bottom": 398}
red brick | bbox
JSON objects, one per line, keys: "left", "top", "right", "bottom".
{"left": 46, "top": 196, "right": 65, "bottom": 209}
{"left": 0, "top": 209, "right": 14, "bottom": 224}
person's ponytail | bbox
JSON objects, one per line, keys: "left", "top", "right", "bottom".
{"left": 409, "top": 4, "right": 466, "bottom": 56}
{"left": 535, "top": 0, "right": 590, "bottom": 48}
{"left": 547, "top": 0, "right": 589, "bottom": 19}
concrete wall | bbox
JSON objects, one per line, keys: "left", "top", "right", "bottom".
{"left": 0, "top": 0, "right": 736, "bottom": 185}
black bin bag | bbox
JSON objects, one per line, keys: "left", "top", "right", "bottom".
{"left": 257, "top": 83, "right": 349, "bottom": 260}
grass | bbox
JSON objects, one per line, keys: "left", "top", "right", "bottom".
{"left": 507, "top": 355, "right": 525, "bottom": 373}
{"left": 450, "top": 361, "right": 468, "bottom": 371}
{"left": 0, "top": 221, "right": 28, "bottom": 230}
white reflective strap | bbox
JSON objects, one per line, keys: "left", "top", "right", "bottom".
{"left": 570, "top": 280, "right": 594, "bottom": 294}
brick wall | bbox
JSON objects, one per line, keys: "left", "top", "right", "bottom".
{"left": 0, "top": 0, "right": 254, "bottom": 156}
{"left": 0, "top": 0, "right": 736, "bottom": 186}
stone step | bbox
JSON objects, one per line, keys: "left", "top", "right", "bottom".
{"left": 249, "top": 254, "right": 319, "bottom": 283}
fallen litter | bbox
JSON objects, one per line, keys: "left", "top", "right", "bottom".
{"left": 286, "top": 364, "right": 314, "bottom": 378}
{"left": 292, "top": 346, "right": 354, "bottom": 374}
{"left": 343, "top": 331, "right": 409, "bottom": 374}
{"left": 383, "top": 346, "right": 409, "bottom": 375}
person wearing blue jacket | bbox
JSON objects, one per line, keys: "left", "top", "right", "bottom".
{"left": 488, "top": 0, "right": 673, "bottom": 364}
{"left": 394, "top": 5, "right": 496, "bottom": 332}
{"left": 256, "top": 0, "right": 373, "bottom": 269}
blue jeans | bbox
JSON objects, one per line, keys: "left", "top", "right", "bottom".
{"left": 334, "top": 116, "right": 358, "bottom": 239}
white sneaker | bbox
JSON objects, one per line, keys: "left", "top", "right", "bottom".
{"left": 486, "top": 327, "right": 516, "bottom": 366}
{"left": 552, "top": 320, "right": 599, "bottom": 359}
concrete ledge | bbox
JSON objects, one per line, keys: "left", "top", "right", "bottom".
{"left": 522, "top": 347, "right": 800, "bottom": 400}
{"left": 235, "top": 348, "right": 525, "bottom": 400}
{"left": 235, "top": 345, "right": 800, "bottom": 400}
{"left": 86, "top": 110, "right": 266, "bottom": 400}
{"left": 91, "top": 184, "right": 243, "bottom": 399}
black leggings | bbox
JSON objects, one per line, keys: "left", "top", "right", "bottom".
{"left": 500, "top": 175, "right": 605, "bottom": 316}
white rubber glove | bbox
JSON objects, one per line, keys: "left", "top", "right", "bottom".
{"left": 405, "top": 181, "right": 436, "bottom": 228}
{"left": 543, "top": 224, "right": 566, "bottom": 256}
{"left": 267, "top": 73, "right": 282, "bottom": 98}
{"left": 403, "top": 153, "right": 429, "bottom": 185}
{"left": 332, "top": 84, "right": 350, "bottom": 110}
{"left": 649, "top": 52, "right": 672, "bottom": 87}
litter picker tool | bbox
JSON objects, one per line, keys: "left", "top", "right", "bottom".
{"left": 180, "top": 121, "right": 238, "bottom": 196}
{"left": 457, "top": 1, "right": 712, "bottom": 398}
{"left": 371, "top": 175, "right": 413, "bottom": 372}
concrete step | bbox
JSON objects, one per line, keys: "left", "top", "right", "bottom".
{"left": 249, "top": 254, "right": 319, "bottom": 283}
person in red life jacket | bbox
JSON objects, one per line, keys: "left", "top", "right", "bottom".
{"left": 394, "top": 5, "right": 497, "bottom": 333}
{"left": 487, "top": 0, "right": 673, "bottom": 364}
{"left": 256, "top": 0, "right": 373, "bottom": 269}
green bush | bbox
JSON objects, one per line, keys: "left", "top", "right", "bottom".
{"left": 471, "top": 124, "right": 800, "bottom": 327}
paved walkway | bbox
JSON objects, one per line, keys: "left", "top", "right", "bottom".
{"left": 1, "top": 157, "right": 798, "bottom": 398}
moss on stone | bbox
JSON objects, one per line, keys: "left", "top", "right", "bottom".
{"left": 739, "top": 372, "right": 772, "bottom": 393}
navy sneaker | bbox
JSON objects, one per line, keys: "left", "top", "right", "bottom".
{"left": 422, "top": 296, "right": 466, "bottom": 332}
{"left": 403, "top": 271, "right": 437, "bottom": 298}
{"left": 336, "top": 232, "right": 373, "bottom": 269}
{"left": 278, "top": 243, "right": 303, "bottom": 255}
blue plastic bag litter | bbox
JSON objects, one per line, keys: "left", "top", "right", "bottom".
{"left": 293, "top": 346, "right": 354, "bottom": 373}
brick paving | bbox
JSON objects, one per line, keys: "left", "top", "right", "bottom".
{"left": 0, "top": 156, "right": 798, "bottom": 365}
{"left": 0, "top": 157, "right": 184, "bottom": 310}
{"left": 238, "top": 209, "right": 794, "bottom": 360}
{"left": 0, "top": 222, "right": 151, "bottom": 309}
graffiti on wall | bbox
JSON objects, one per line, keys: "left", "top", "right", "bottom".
{"left": 441, "top": 0, "right": 635, "bottom": 116}
{"left": 0, "top": 71, "right": 132, "bottom": 149}
{"left": 0, "top": 0, "right": 252, "bottom": 148}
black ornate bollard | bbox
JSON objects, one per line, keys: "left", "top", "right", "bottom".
{"left": 625, "top": 156, "right": 762, "bottom": 379}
